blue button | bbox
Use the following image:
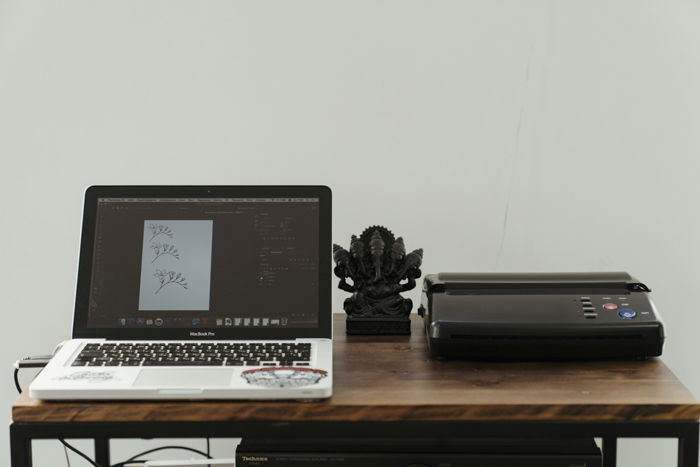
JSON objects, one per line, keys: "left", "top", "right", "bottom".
{"left": 618, "top": 309, "right": 637, "bottom": 319}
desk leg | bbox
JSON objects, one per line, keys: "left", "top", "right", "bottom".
{"left": 602, "top": 437, "right": 617, "bottom": 467}
{"left": 95, "top": 438, "right": 110, "bottom": 466}
{"left": 9, "top": 425, "right": 32, "bottom": 467}
{"left": 678, "top": 422, "right": 699, "bottom": 467}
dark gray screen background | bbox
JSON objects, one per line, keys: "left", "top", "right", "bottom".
{"left": 86, "top": 198, "right": 319, "bottom": 328}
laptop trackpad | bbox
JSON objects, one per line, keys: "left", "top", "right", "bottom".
{"left": 134, "top": 369, "right": 235, "bottom": 388}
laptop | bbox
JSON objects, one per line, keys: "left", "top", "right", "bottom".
{"left": 29, "top": 185, "right": 333, "bottom": 400}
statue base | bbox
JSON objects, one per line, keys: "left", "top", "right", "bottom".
{"left": 345, "top": 316, "right": 411, "bottom": 335}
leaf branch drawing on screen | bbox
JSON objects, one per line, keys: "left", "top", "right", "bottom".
{"left": 154, "top": 269, "right": 188, "bottom": 294}
{"left": 148, "top": 223, "right": 174, "bottom": 241}
{"left": 150, "top": 243, "right": 180, "bottom": 263}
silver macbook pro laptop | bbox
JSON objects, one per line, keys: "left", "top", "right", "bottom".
{"left": 30, "top": 185, "right": 333, "bottom": 400}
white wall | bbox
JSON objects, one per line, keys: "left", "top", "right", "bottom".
{"left": 2, "top": 1, "right": 699, "bottom": 465}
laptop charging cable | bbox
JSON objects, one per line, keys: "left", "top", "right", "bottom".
{"left": 12, "top": 356, "right": 214, "bottom": 467}
{"left": 13, "top": 355, "right": 54, "bottom": 393}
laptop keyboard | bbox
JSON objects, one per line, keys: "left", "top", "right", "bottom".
{"left": 71, "top": 342, "right": 312, "bottom": 367}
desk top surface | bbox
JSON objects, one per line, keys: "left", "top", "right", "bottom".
{"left": 12, "top": 315, "right": 700, "bottom": 423}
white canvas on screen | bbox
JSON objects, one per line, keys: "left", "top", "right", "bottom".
{"left": 138, "top": 220, "right": 213, "bottom": 311}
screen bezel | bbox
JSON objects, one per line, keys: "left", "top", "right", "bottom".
{"left": 72, "top": 185, "right": 332, "bottom": 340}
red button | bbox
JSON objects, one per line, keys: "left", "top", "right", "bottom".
{"left": 603, "top": 303, "right": 618, "bottom": 311}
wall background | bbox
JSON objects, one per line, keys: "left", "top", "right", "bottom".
{"left": 2, "top": 1, "right": 699, "bottom": 465}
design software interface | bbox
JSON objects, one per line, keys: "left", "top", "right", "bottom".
{"left": 86, "top": 197, "right": 320, "bottom": 329}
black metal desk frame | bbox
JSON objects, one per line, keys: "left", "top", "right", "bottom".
{"left": 10, "top": 419, "right": 699, "bottom": 467}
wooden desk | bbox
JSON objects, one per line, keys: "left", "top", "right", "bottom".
{"left": 11, "top": 315, "right": 700, "bottom": 466}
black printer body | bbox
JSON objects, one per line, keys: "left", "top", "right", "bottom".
{"left": 419, "top": 272, "right": 665, "bottom": 359}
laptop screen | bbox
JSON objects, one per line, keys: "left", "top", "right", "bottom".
{"left": 73, "top": 186, "right": 331, "bottom": 340}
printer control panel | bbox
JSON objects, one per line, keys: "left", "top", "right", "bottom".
{"left": 577, "top": 295, "right": 654, "bottom": 321}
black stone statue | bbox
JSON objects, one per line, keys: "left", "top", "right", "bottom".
{"left": 333, "top": 226, "right": 423, "bottom": 335}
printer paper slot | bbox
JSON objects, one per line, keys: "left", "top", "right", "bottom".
{"left": 445, "top": 286, "right": 631, "bottom": 295}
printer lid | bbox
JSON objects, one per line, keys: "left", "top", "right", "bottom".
{"left": 424, "top": 272, "right": 651, "bottom": 294}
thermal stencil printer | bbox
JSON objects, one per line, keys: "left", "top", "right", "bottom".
{"left": 418, "top": 272, "right": 664, "bottom": 359}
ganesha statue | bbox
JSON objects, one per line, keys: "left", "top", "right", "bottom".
{"left": 333, "top": 226, "right": 423, "bottom": 335}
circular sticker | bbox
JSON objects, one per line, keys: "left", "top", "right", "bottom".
{"left": 241, "top": 367, "right": 327, "bottom": 388}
